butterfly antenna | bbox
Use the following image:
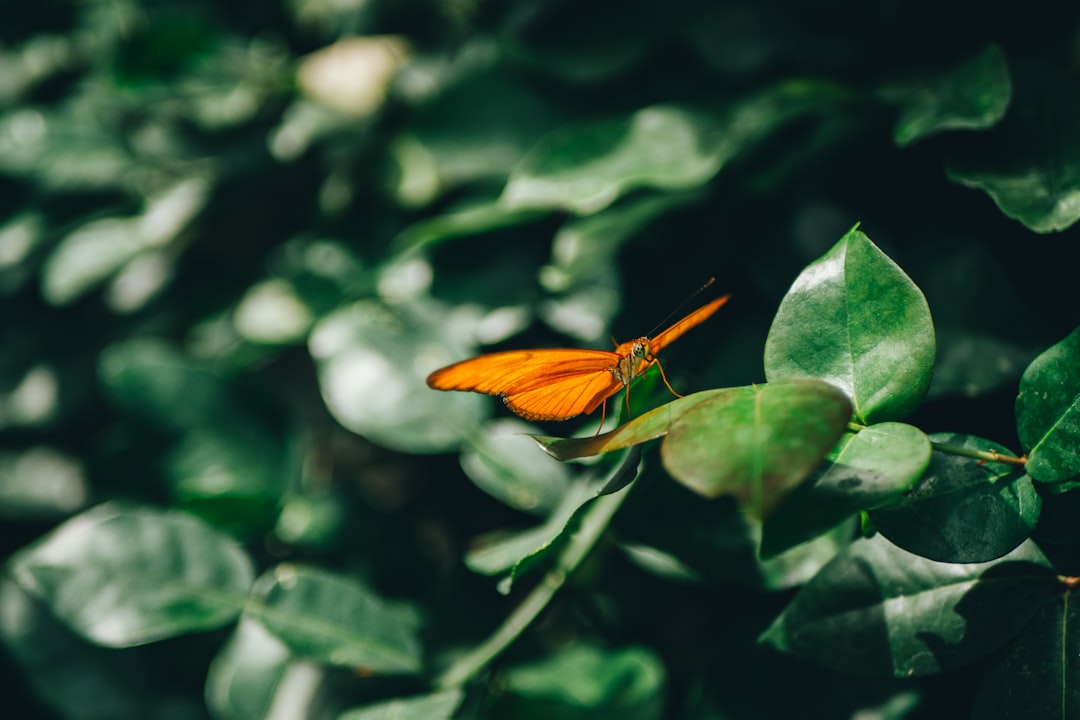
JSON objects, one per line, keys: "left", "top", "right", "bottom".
{"left": 644, "top": 277, "right": 716, "bottom": 337}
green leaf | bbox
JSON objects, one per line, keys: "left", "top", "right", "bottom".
{"left": 869, "top": 433, "right": 1039, "bottom": 563}
{"left": 946, "top": 63, "right": 1080, "bottom": 233}
{"left": 41, "top": 178, "right": 207, "bottom": 305}
{"left": 496, "top": 643, "right": 665, "bottom": 720}
{"left": 762, "top": 422, "right": 931, "bottom": 557}
{"left": 460, "top": 418, "right": 573, "bottom": 515}
{"left": 311, "top": 298, "right": 487, "bottom": 453}
{"left": 8, "top": 503, "right": 253, "bottom": 647}
{"left": 764, "top": 227, "right": 936, "bottom": 423}
{"left": 887, "top": 44, "right": 1011, "bottom": 146}
{"left": 502, "top": 81, "right": 846, "bottom": 214}
{"left": 205, "top": 618, "right": 321, "bottom": 720}
{"left": 466, "top": 450, "right": 639, "bottom": 590}
{"left": 1015, "top": 326, "right": 1080, "bottom": 482}
{"left": 661, "top": 379, "right": 852, "bottom": 517}
{"left": 971, "top": 594, "right": 1080, "bottom": 718}
{"left": 338, "top": 690, "right": 464, "bottom": 720}
{"left": 246, "top": 564, "right": 422, "bottom": 674}
{"left": 501, "top": 104, "right": 722, "bottom": 214}
{"left": 761, "top": 535, "right": 1056, "bottom": 678}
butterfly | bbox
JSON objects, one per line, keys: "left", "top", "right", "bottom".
{"left": 426, "top": 291, "right": 729, "bottom": 425}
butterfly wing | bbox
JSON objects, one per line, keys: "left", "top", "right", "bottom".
{"left": 649, "top": 294, "right": 730, "bottom": 354}
{"left": 426, "top": 348, "right": 622, "bottom": 420}
{"left": 503, "top": 368, "right": 623, "bottom": 421}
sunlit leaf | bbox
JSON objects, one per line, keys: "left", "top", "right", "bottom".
{"left": 764, "top": 227, "right": 936, "bottom": 423}
{"left": 9, "top": 504, "right": 253, "bottom": 647}
{"left": 246, "top": 564, "right": 422, "bottom": 674}
{"left": 761, "top": 536, "right": 1056, "bottom": 678}
{"left": 661, "top": 379, "right": 852, "bottom": 517}
{"left": 310, "top": 298, "right": 487, "bottom": 453}
{"left": 870, "top": 433, "right": 1039, "bottom": 563}
{"left": 1015, "top": 326, "right": 1080, "bottom": 482}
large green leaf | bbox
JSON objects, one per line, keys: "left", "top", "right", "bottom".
{"left": 947, "top": 63, "right": 1080, "bottom": 233}
{"left": 246, "top": 564, "right": 422, "bottom": 674}
{"left": 971, "top": 594, "right": 1080, "bottom": 718}
{"left": 535, "top": 380, "right": 850, "bottom": 518}
{"left": 886, "top": 44, "right": 1011, "bottom": 146}
{"left": 1015, "top": 326, "right": 1080, "bottom": 483}
{"left": 762, "top": 422, "right": 931, "bottom": 557}
{"left": 8, "top": 504, "right": 253, "bottom": 647}
{"left": 764, "top": 227, "right": 936, "bottom": 423}
{"left": 870, "top": 433, "right": 1039, "bottom": 562}
{"left": 311, "top": 297, "right": 487, "bottom": 453}
{"left": 661, "top": 379, "right": 852, "bottom": 517}
{"left": 761, "top": 536, "right": 1056, "bottom": 678}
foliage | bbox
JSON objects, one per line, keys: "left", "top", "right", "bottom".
{"left": 2, "top": 1, "right": 1080, "bottom": 719}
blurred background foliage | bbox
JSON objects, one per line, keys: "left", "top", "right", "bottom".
{"left": 2, "top": 0, "right": 1079, "bottom": 718}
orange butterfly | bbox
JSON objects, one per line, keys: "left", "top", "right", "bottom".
{"left": 426, "top": 292, "right": 730, "bottom": 424}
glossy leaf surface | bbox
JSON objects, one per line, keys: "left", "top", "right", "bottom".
{"left": 661, "top": 379, "right": 852, "bottom": 517}
{"left": 764, "top": 227, "right": 936, "bottom": 423}
{"left": 9, "top": 504, "right": 253, "bottom": 647}
{"left": 1015, "top": 326, "right": 1080, "bottom": 482}
{"left": 870, "top": 433, "right": 1039, "bottom": 562}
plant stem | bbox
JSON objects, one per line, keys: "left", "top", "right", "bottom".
{"left": 433, "top": 468, "right": 635, "bottom": 690}
{"left": 928, "top": 441, "right": 1027, "bottom": 467}
{"left": 847, "top": 422, "right": 1026, "bottom": 467}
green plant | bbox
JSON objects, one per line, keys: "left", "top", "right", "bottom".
{"left": 3, "top": 2, "right": 1080, "bottom": 719}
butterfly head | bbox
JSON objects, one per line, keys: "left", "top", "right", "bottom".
{"left": 612, "top": 338, "right": 651, "bottom": 386}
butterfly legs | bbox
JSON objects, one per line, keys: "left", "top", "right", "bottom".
{"left": 652, "top": 358, "right": 683, "bottom": 399}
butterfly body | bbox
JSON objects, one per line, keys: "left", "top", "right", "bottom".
{"left": 426, "top": 294, "right": 729, "bottom": 422}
